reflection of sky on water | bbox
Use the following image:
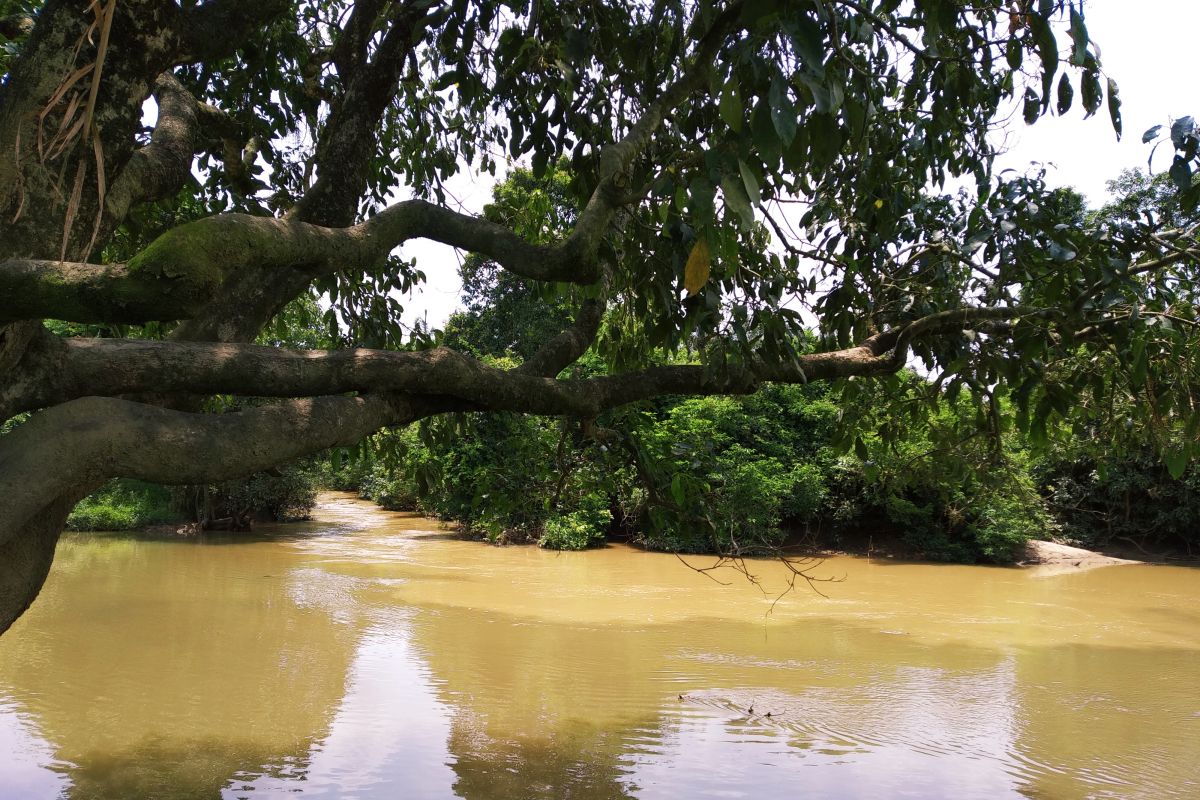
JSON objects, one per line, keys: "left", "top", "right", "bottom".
{"left": 221, "top": 620, "right": 456, "bottom": 799}
{"left": 0, "top": 694, "right": 70, "bottom": 799}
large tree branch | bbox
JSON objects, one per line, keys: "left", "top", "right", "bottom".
{"left": 567, "top": 1, "right": 747, "bottom": 269}
{"left": 168, "top": 2, "right": 440, "bottom": 346}
{"left": 3, "top": 306, "right": 1044, "bottom": 423}
{"left": 105, "top": 73, "right": 200, "bottom": 223}
{"left": 517, "top": 299, "right": 606, "bottom": 378}
{"left": 0, "top": 394, "right": 417, "bottom": 543}
{"left": 0, "top": 199, "right": 606, "bottom": 324}
{"left": 291, "top": 1, "right": 438, "bottom": 228}
{"left": 327, "top": 0, "right": 392, "bottom": 91}
{"left": 167, "top": 0, "right": 747, "bottom": 346}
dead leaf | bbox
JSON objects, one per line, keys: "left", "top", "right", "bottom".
{"left": 683, "top": 237, "right": 711, "bottom": 296}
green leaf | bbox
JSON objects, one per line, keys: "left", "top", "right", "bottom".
{"left": 1023, "top": 88, "right": 1040, "bottom": 125}
{"left": 750, "top": 100, "right": 782, "bottom": 165}
{"left": 768, "top": 75, "right": 798, "bottom": 145}
{"left": 1056, "top": 73, "right": 1073, "bottom": 116}
{"left": 1080, "top": 68, "right": 1101, "bottom": 117}
{"left": 808, "top": 111, "right": 840, "bottom": 170}
{"left": 1129, "top": 337, "right": 1148, "bottom": 387}
{"left": 1170, "top": 115, "right": 1195, "bottom": 148}
{"left": 1164, "top": 447, "right": 1189, "bottom": 480}
{"left": 669, "top": 473, "right": 686, "bottom": 506}
{"left": 721, "top": 171, "right": 755, "bottom": 227}
{"left": 1005, "top": 37, "right": 1022, "bottom": 71}
{"left": 1106, "top": 78, "right": 1122, "bottom": 139}
{"left": 791, "top": 15, "right": 825, "bottom": 74}
{"left": 1029, "top": 13, "right": 1059, "bottom": 107}
{"left": 718, "top": 79, "right": 743, "bottom": 132}
{"left": 853, "top": 436, "right": 868, "bottom": 460}
{"left": 796, "top": 69, "right": 831, "bottom": 114}
{"left": 1068, "top": 5, "right": 1089, "bottom": 66}
{"left": 688, "top": 175, "right": 715, "bottom": 225}
{"left": 1169, "top": 157, "right": 1193, "bottom": 192}
{"left": 738, "top": 159, "right": 762, "bottom": 206}
{"left": 739, "top": 0, "right": 780, "bottom": 27}
{"left": 1142, "top": 124, "right": 1162, "bottom": 144}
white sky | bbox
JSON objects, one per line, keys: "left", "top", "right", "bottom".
{"left": 993, "top": 0, "right": 1199, "bottom": 202}
{"left": 398, "top": 0, "right": 1199, "bottom": 329}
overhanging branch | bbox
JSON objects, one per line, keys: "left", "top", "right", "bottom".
{"left": 0, "top": 198, "right": 596, "bottom": 324}
{"left": 0, "top": 394, "right": 417, "bottom": 542}
{"left": 3, "top": 306, "right": 1044, "bottom": 422}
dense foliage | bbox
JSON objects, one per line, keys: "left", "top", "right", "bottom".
{"left": 65, "top": 480, "right": 180, "bottom": 532}
{"left": 335, "top": 164, "right": 1195, "bottom": 563}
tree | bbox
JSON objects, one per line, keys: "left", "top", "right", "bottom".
{"left": 1, "top": 0, "right": 1198, "bottom": 634}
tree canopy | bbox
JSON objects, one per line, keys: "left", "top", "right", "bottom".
{"left": 1, "top": 0, "right": 1198, "bottom": 634}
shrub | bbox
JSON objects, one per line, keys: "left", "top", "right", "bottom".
{"left": 359, "top": 464, "right": 420, "bottom": 510}
{"left": 66, "top": 480, "right": 180, "bottom": 531}
{"left": 1035, "top": 446, "right": 1200, "bottom": 553}
{"left": 538, "top": 505, "right": 611, "bottom": 550}
{"left": 217, "top": 468, "right": 318, "bottom": 522}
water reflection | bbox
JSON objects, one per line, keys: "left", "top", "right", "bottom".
{"left": 0, "top": 696, "right": 70, "bottom": 798}
{"left": 0, "top": 494, "right": 1197, "bottom": 799}
{"left": 225, "top": 618, "right": 457, "bottom": 798}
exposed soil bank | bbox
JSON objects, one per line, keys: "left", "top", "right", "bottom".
{"left": 1018, "top": 539, "right": 1142, "bottom": 576}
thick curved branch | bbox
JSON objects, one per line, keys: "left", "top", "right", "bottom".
{"left": 3, "top": 337, "right": 616, "bottom": 419}
{"left": 328, "top": 0, "right": 392, "bottom": 86}
{"left": 170, "top": 0, "right": 747, "bottom": 345}
{"left": 0, "top": 199, "right": 600, "bottom": 324}
{"left": 517, "top": 299, "right": 606, "bottom": 378}
{"left": 569, "top": 1, "right": 747, "bottom": 266}
{"left": 105, "top": 73, "right": 200, "bottom": 222}
{"left": 170, "top": 1, "right": 440, "bottom": 346}
{"left": 291, "top": 0, "right": 439, "bottom": 228}
{"left": 0, "top": 394, "right": 417, "bottom": 542}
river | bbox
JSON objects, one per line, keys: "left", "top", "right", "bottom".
{"left": 0, "top": 493, "right": 1197, "bottom": 799}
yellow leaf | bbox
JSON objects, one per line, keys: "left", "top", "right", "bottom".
{"left": 874, "top": 199, "right": 884, "bottom": 209}
{"left": 683, "top": 238, "right": 711, "bottom": 296}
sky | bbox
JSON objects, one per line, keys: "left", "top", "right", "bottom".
{"left": 398, "top": 0, "right": 1200, "bottom": 329}
{"left": 993, "top": 0, "right": 1198, "bottom": 202}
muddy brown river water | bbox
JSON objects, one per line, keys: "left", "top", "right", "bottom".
{"left": 1, "top": 493, "right": 1197, "bottom": 799}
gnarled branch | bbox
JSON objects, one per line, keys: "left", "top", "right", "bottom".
{"left": 105, "top": 73, "right": 201, "bottom": 223}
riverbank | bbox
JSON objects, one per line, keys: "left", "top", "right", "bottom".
{"left": 81, "top": 490, "right": 1157, "bottom": 575}
{"left": 321, "top": 492, "right": 1149, "bottom": 575}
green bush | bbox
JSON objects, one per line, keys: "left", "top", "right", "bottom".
{"left": 826, "top": 379, "right": 1053, "bottom": 563}
{"left": 218, "top": 468, "right": 318, "bottom": 522}
{"left": 627, "top": 385, "right": 838, "bottom": 554}
{"left": 359, "top": 464, "right": 420, "bottom": 511}
{"left": 1035, "top": 446, "right": 1200, "bottom": 553}
{"left": 173, "top": 463, "right": 320, "bottom": 526}
{"left": 538, "top": 501, "right": 611, "bottom": 550}
{"left": 321, "top": 454, "right": 374, "bottom": 492}
{"left": 67, "top": 480, "right": 180, "bottom": 531}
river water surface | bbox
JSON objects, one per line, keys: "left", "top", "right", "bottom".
{"left": 1, "top": 493, "right": 1197, "bottom": 799}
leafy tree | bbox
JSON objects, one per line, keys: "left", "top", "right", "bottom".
{"left": 2, "top": 0, "right": 1198, "bottom": 634}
